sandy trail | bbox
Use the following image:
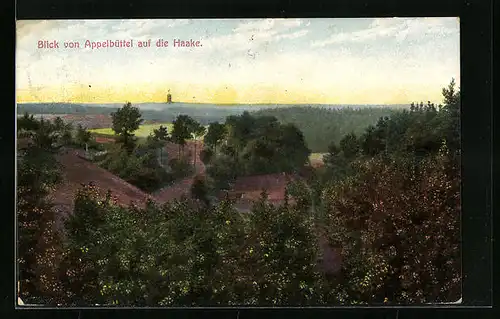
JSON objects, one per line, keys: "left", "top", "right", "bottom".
{"left": 153, "top": 141, "right": 205, "bottom": 203}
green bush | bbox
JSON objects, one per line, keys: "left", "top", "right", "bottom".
{"left": 169, "top": 158, "right": 193, "bottom": 180}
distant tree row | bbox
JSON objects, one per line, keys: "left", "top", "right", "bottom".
{"left": 16, "top": 103, "right": 251, "bottom": 126}
{"left": 252, "top": 106, "right": 399, "bottom": 153}
{"left": 321, "top": 79, "right": 460, "bottom": 185}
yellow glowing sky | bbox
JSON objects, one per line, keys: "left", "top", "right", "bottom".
{"left": 16, "top": 18, "right": 460, "bottom": 105}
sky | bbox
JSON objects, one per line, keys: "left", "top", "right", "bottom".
{"left": 16, "top": 18, "right": 460, "bottom": 105}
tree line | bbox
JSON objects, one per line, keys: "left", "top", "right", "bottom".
{"left": 17, "top": 103, "right": 256, "bottom": 126}
{"left": 252, "top": 106, "right": 400, "bottom": 153}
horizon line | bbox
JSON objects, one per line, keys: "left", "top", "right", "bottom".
{"left": 16, "top": 101, "right": 413, "bottom": 106}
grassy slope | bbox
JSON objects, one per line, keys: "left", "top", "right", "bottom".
{"left": 90, "top": 123, "right": 175, "bottom": 137}
{"left": 309, "top": 153, "right": 326, "bottom": 161}
{"left": 90, "top": 123, "right": 209, "bottom": 139}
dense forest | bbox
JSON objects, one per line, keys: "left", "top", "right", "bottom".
{"left": 16, "top": 80, "right": 461, "bottom": 306}
{"left": 252, "top": 106, "right": 399, "bottom": 153}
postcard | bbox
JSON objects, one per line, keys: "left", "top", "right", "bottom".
{"left": 16, "top": 18, "right": 461, "bottom": 307}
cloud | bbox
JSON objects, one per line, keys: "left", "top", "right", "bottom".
{"left": 311, "top": 17, "right": 458, "bottom": 47}
{"left": 16, "top": 20, "right": 64, "bottom": 39}
{"left": 107, "top": 19, "right": 190, "bottom": 38}
{"left": 16, "top": 19, "right": 191, "bottom": 43}
{"left": 276, "top": 29, "right": 309, "bottom": 40}
{"left": 15, "top": 18, "right": 460, "bottom": 104}
{"left": 233, "top": 18, "right": 303, "bottom": 33}
{"left": 201, "top": 18, "right": 306, "bottom": 56}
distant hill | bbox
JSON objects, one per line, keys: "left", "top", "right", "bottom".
{"left": 17, "top": 102, "right": 261, "bottom": 125}
{"left": 17, "top": 102, "right": 406, "bottom": 126}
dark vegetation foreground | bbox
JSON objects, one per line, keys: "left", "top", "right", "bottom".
{"left": 16, "top": 80, "right": 461, "bottom": 306}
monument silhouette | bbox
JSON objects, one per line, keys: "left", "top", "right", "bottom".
{"left": 167, "top": 89, "right": 172, "bottom": 104}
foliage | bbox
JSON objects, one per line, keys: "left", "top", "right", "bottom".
{"left": 168, "top": 158, "right": 193, "bottom": 180}
{"left": 111, "top": 102, "right": 144, "bottom": 153}
{"left": 199, "top": 147, "right": 214, "bottom": 165}
{"left": 98, "top": 108, "right": 177, "bottom": 191}
{"left": 53, "top": 116, "right": 74, "bottom": 145}
{"left": 242, "top": 194, "right": 327, "bottom": 305}
{"left": 58, "top": 186, "right": 332, "bottom": 306}
{"left": 17, "top": 80, "right": 461, "bottom": 306}
{"left": 203, "top": 122, "right": 227, "bottom": 153}
{"left": 321, "top": 148, "right": 460, "bottom": 303}
{"left": 99, "top": 141, "right": 172, "bottom": 192}
{"left": 322, "top": 142, "right": 355, "bottom": 185}
{"left": 316, "top": 79, "right": 461, "bottom": 304}
{"left": 17, "top": 112, "right": 40, "bottom": 133}
{"left": 206, "top": 112, "right": 310, "bottom": 182}
{"left": 190, "top": 121, "right": 207, "bottom": 170}
{"left": 152, "top": 125, "right": 170, "bottom": 142}
{"left": 171, "top": 115, "right": 196, "bottom": 157}
{"left": 252, "top": 106, "right": 398, "bottom": 153}
{"left": 17, "top": 116, "right": 65, "bottom": 304}
{"left": 75, "top": 124, "right": 92, "bottom": 147}
{"left": 190, "top": 175, "right": 210, "bottom": 206}
{"left": 59, "top": 185, "right": 110, "bottom": 305}
{"left": 339, "top": 133, "right": 361, "bottom": 159}
{"left": 205, "top": 154, "right": 239, "bottom": 190}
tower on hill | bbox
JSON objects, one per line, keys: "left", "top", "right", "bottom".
{"left": 167, "top": 89, "right": 172, "bottom": 104}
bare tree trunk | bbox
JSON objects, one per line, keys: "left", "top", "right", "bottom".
{"left": 193, "top": 139, "right": 197, "bottom": 173}
{"left": 160, "top": 146, "right": 163, "bottom": 166}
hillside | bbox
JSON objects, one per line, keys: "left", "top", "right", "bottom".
{"left": 50, "top": 148, "right": 152, "bottom": 227}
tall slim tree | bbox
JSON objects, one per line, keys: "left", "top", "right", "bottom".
{"left": 441, "top": 78, "right": 460, "bottom": 156}
{"left": 204, "top": 122, "right": 227, "bottom": 153}
{"left": 18, "top": 112, "right": 40, "bottom": 134}
{"left": 111, "top": 102, "right": 143, "bottom": 154}
{"left": 190, "top": 122, "right": 206, "bottom": 172}
{"left": 339, "top": 132, "right": 360, "bottom": 159}
{"left": 171, "top": 115, "right": 195, "bottom": 158}
{"left": 75, "top": 124, "right": 92, "bottom": 148}
{"left": 152, "top": 125, "right": 170, "bottom": 165}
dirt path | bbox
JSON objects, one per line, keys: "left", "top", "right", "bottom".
{"left": 153, "top": 141, "right": 205, "bottom": 203}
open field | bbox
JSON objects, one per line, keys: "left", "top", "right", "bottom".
{"left": 309, "top": 152, "right": 326, "bottom": 167}
{"left": 90, "top": 123, "right": 175, "bottom": 137}
{"left": 90, "top": 122, "right": 210, "bottom": 140}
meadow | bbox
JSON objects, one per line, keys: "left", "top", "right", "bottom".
{"left": 90, "top": 123, "right": 175, "bottom": 137}
{"left": 309, "top": 153, "right": 326, "bottom": 161}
